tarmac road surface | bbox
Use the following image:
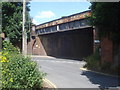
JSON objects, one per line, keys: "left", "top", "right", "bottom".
{"left": 32, "top": 56, "right": 120, "bottom": 89}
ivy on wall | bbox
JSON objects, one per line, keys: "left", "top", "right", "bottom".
{"left": 89, "top": 2, "right": 120, "bottom": 42}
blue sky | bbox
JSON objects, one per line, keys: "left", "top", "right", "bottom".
{"left": 29, "top": 1, "right": 91, "bottom": 25}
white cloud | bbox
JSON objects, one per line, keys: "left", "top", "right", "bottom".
{"left": 31, "top": 0, "right": 89, "bottom": 2}
{"left": 32, "top": 19, "right": 39, "bottom": 25}
{"left": 35, "top": 11, "right": 55, "bottom": 19}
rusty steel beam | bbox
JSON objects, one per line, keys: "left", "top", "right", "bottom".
{"left": 36, "top": 25, "right": 92, "bottom": 35}
{"left": 36, "top": 10, "right": 91, "bottom": 29}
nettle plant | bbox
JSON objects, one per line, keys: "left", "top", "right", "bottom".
{"left": 1, "top": 41, "right": 45, "bottom": 89}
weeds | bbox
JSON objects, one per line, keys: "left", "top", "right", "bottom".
{"left": 1, "top": 41, "right": 45, "bottom": 89}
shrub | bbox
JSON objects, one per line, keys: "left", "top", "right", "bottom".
{"left": 1, "top": 41, "right": 45, "bottom": 89}
{"left": 84, "top": 47, "right": 120, "bottom": 76}
{"left": 100, "top": 61, "right": 120, "bottom": 75}
{"left": 84, "top": 48, "right": 101, "bottom": 71}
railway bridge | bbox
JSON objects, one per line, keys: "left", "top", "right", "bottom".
{"left": 28, "top": 10, "right": 95, "bottom": 60}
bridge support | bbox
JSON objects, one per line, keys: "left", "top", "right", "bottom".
{"left": 37, "top": 27, "right": 93, "bottom": 60}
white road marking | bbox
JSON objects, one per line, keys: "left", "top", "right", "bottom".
{"left": 34, "top": 59, "right": 82, "bottom": 64}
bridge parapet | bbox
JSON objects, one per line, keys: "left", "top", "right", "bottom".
{"left": 35, "top": 10, "right": 92, "bottom": 35}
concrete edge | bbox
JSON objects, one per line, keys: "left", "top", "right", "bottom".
{"left": 28, "top": 55, "right": 56, "bottom": 59}
{"left": 43, "top": 78, "right": 57, "bottom": 89}
{"left": 80, "top": 67, "right": 120, "bottom": 78}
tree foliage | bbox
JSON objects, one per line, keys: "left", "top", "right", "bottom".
{"left": 2, "top": 2, "right": 31, "bottom": 43}
{"left": 90, "top": 2, "right": 120, "bottom": 42}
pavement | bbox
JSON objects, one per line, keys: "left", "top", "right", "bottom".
{"left": 32, "top": 56, "right": 120, "bottom": 89}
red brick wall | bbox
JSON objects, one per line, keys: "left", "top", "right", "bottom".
{"left": 101, "top": 36, "right": 113, "bottom": 63}
{"left": 27, "top": 36, "right": 47, "bottom": 55}
{"left": 32, "top": 37, "right": 47, "bottom": 55}
{"left": 27, "top": 39, "right": 34, "bottom": 55}
{"left": 93, "top": 28, "right": 100, "bottom": 52}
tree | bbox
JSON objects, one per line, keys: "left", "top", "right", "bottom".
{"left": 90, "top": 2, "right": 120, "bottom": 42}
{"left": 90, "top": 2, "right": 120, "bottom": 65}
{"left": 2, "top": 2, "right": 31, "bottom": 44}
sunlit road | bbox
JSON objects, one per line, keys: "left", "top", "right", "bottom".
{"left": 32, "top": 56, "right": 119, "bottom": 89}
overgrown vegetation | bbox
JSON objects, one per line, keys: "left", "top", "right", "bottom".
{"left": 84, "top": 48, "right": 120, "bottom": 76}
{"left": 84, "top": 48, "right": 101, "bottom": 71}
{"left": 0, "top": 41, "right": 45, "bottom": 89}
{"left": 89, "top": 2, "right": 120, "bottom": 42}
{"left": 85, "top": 2, "right": 120, "bottom": 76}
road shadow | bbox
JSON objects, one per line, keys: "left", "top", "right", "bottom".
{"left": 81, "top": 70, "right": 120, "bottom": 89}
{"left": 54, "top": 56, "right": 83, "bottom": 61}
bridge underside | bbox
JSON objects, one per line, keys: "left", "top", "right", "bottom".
{"left": 38, "top": 27, "right": 93, "bottom": 60}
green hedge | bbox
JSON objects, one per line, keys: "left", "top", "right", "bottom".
{"left": 0, "top": 41, "right": 45, "bottom": 89}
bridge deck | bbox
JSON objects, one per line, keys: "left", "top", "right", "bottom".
{"left": 35, "top": 10, "right": 92, "bottom": 35}
{"left": 36, "top": 25, "right": 92, "bottom": 35}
